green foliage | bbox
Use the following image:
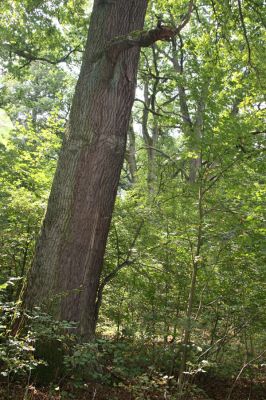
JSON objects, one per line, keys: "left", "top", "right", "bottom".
{"left": 0, "top": 109, "right": 13, "bottom": 145}
{"left": 64, "top": 338, "right": 180, "bottom": 386}
{"left": 0, "top": 115, "right": 62, "bottom": 287}
{"left": 0, "top": 282, "right": 76, "bottom": 383}
{"left": 0, "top": 335, "right": 41, "bottom": 379}
{"left": 0, "top": 0, "right": 265, "bottom": 397}
{"left": 0, "top": 0, "right": 89, "bottom": 73}
{"left": 0, "top": 281, "right": 43, "bottom": 379}
{"left": 0, "top": 63, "right": 75, "bottom": 126}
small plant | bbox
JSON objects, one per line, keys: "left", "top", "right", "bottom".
{"left": 64, "top": 340, "right": 113, "bottom": 387}
{"left": 0, "top": 279, "right": 77, "bottom": 384}
{"left": 0, "top": 279, "right": 44, "bottom": 381}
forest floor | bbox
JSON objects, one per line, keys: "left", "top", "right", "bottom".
{"left": 1, "top": 375, "right": 266, "bottom": 400}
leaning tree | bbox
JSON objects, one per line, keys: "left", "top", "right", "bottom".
{"left": 22, "top": 0, "right": 193, "bottom": 339}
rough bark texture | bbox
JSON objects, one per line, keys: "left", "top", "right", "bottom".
{"left": 23, "top": 0, "right": 148, "bottom": 339}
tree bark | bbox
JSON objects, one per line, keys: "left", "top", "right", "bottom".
{"left": 21, "top": 0, "right": 194, "bottom": 340}
{"left": 23, "top": 0, "right": 148, "bottom": 339}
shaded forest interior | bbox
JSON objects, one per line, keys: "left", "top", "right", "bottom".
{"left": 0, "top": 0, "right": 265, "bottom": 399}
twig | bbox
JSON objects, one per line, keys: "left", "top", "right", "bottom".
{"left": 134, "top": 98, "right": 165, "bottom": 117}
{"left": 94, "top": 220, "right": 144, "bottom": 319}
{"left": 92, "top": 388, "right": 97, "bottom": 400}
{"left": 13, "top": 46, "right": 81, "bottom": 66}
{"left": 138, "top": 146, "right": 172, "bottom": 159}
{"left": 227, "top": 350, "right": 266, "bottom": 400}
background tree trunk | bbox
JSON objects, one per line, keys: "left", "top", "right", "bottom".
{"left": 125, "top": 121, "right": 137, "bottom": 184}
{"left": 23, "top": 0, "right": 148, "bottom": 339}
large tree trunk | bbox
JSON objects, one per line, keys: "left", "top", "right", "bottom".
{"left": 23, "top": 0, "right": 148, "bottom": 339}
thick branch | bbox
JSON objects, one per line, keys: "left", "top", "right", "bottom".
{"left": 105, "top": 0, "right": 194, "bottom": 62}
{"left": 174, "top": 0, "right": 194, "bottom": 34}
{"left": 106, "top": 26, "right": 176, "bottom": 62}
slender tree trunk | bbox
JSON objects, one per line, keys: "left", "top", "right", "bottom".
{"left": 141, "top": 81, "right": 159, "bottom": 194}
{"left": 170, "top": 38, "right": 209, "bottom": 184}
{"left": 188, "top": 81, "right": 209, "bottom": 183}
{"left": 23, "top": 0, "right": 148, "bottom": 339}
{"left": 147, "top": 120, "right": 159, "bottom": 193}
{"left": 126, "top": 121, "right": 137, "bottom": 184}
{"left": 178, "top": 182, "right": 204, "bottom": 391}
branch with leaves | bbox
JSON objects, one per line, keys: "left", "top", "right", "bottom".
{"left": 9, "top": 1, "right": 194, "bottom": 69}
{"left": 94, "top": 220, "right": 144, "bottom": 321}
